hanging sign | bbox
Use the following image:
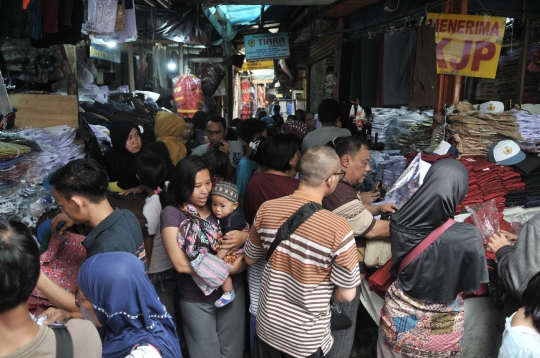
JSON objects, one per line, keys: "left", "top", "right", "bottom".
{"left": 244, "top": 33, "right": 290, "bottom": 62}
{"left": 90, "top": 44, "right": 121, "bottom": 63}
{"left": 427, "top": 13, "right": 506, "bottom": 79}
{"left": 237, "top": 60, "right": 275, "bottom": 70}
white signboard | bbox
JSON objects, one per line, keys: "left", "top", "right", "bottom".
{"left": 244, "top": 32, "right": 290, "bottom": 62}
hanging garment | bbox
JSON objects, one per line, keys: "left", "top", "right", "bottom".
{"left": 31, "top": 0, "right": 83, "bottom": 47}
{"left": 41, "top": 0, "right": 58, "bottom": 34}
{"left": 409, "top": 26, "right": 438, "bottom": 108}
{"left": 0, "top": 0, "right": 22, "bottom": 38}
{"left": 382, "top": 30, "right": 417, "bottom": 106}
{"left": 21, "top": 0, "right": 43, "bottom": 40}
{"left": 360, "top": 35, "right": 381, "bottom": 108}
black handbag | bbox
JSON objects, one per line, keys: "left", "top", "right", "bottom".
{"left": 266, "top": 202, "right": 353, "bottom": 331}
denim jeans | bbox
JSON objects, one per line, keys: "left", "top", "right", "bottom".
{"left": 148, "top": 268, "right": 178, "bottom": 320}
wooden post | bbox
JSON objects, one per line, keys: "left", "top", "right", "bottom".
{"left": 333, "top": 18, "right": 344, "bottom": 102}
{"left": 59, "top": 44, "right": 78, "bottom": 97}
{"left": 436, "top": 0, "right": 468, "bottom": 113}
{"left": 127, "top": 43, "right": 135, "bottom": 92}
{"left": 179, "top": 43, "right": 184, "bottom": 76}
{"left": 516, "top": 18, "right": 530, "bottom": 104}
{"left": 452, "top": 0, "right": 468, "bottom": 104}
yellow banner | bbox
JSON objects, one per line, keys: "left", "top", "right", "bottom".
{"left": 237, "top": 60, "right": 274, "bottom": 70}
{"left": 427, "top": 13, "right": 506, "bottom": 79}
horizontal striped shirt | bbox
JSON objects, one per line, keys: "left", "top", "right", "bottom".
{"left": 245, "top": 190, "right": 361, "bottom": 357}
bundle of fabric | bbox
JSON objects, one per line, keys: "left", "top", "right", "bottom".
{"left": 514, "top": 110, "right": 540, "bottom": 141}
{"left": 444, "top": 101, "right": 522, "bottom": 158}
{"left": 506, "top": 154, "right": 540, "bottom": 208}
{"left": 456, "top": 157, "right": 525, "bottom": 213}
{"left": 371, "top": 108, "right": 433, "bottom": 154}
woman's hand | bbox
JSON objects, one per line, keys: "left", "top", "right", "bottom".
{"left": 229, "top": 254, "right": 247, "bottom": 274}
{"left": 38, "top": 307, "right": 72, "bottom": 325}
{"left": 119, "top": 185, "right": 147, "bottom": 196}
{"left": 221, "top": 230, "right": 248, "bottom": 253}
{"left": 488, "top": 232, "right": 511, "bottom": 254}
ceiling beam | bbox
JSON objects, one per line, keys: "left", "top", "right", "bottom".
{"left": 143, "top": 0, "right": 157, "bottom": 7}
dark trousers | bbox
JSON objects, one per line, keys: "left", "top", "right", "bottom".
{"left": 253, "top": 335, "right": 325, "bottom": 358}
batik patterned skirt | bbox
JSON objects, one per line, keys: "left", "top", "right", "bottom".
{"left": 378, "top": 281, "right": 465, "bottom": 357}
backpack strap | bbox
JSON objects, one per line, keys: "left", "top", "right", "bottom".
{"left": 265, "top": 202, "right": 323, "bottom": 261}
{"left": 51, "top": 324, "right": 74, "bottom": 358}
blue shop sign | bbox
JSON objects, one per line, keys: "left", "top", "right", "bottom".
{"left": 244, "top": 33, "right": 290, "bottom": 62}
{"left": 90, "top": 44, "right": 121, "bottom": 63}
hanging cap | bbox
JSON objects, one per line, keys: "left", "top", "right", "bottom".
{"left": 488, "top": 140, "right": 526, "bottom": 166}
{"left": 479, "top": 101, "right": 505, "bottom": 114}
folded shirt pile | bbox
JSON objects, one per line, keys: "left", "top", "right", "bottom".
{"left": 444, "top": 102, "right": 522, "bottom": 158}
{"left": 457, "top": 157, "right": 526, "bottom": 213}
{"left": 506, "top": 154, "right": 540, "bottom": 208}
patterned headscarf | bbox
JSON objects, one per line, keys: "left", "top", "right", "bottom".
{"left": 78, "top": 252, "right": 182, "bottom": 358}
{"left": 281, "top": 120, "right": 310, "bottom": 140}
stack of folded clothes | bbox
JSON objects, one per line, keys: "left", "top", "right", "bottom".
{"left": 457, "top": 157, "right": 526, "bottom": 213}
{"left": 443, "top": 102, "right": 522, "bottom": 158}
{"left": 506, "top": 154, "right": 540, "bottom": 208}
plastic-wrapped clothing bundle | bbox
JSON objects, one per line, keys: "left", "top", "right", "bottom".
{"left": 174, "top": 74, "right": 204, "bottom": 118}
{"left": 370, "top": 107, "right": 434, "bottom": 154}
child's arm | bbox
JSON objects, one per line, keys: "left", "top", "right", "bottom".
{"left": 144, "top": 235, "right": 154, "bottom": 270}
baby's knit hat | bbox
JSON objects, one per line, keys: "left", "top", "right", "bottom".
{"left": 211, "top": 181, "right": 239, "bottom": 203}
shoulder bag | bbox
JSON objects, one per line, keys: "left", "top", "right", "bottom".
{"left": 51, "top": 324, "right": 74, "bottom": 358}
{"left": 266, "top": 202, "right": 353, "bottom": 331}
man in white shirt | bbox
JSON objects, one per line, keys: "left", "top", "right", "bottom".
{"left": 302, "top": 98, "right": 351, "bottom": 153}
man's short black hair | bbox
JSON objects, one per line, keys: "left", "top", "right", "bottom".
{"left": 318, "top": 98, "right": 341, "bottom": 124}
{"left": 273, "top": 105, "right": 281, "bottom": 114}
{"left": 327, "top": 136, "right": 370, "bottom": 158}
{"left": 49, "top": 158, "right": 108, "bottom": 203}
{"left": 205, "top": 115, "right": 227, "bottom": 130}
{"left": 522, "top": 271, "right": 540, "bottom": 331}
{"left": 236, "top": 118, "right": 267, "bottom": 143}
{"left": 0, "top": 220, "right": 40, "bottom": 313}
{"left": 262, "top": 133, "right": 301, "bottom": 172}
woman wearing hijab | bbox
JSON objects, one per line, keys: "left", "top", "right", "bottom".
{"left": 104, "top": 120, "right": 145, "bottom": 191}
{"left": 77, "top": 251, "right": 182, "bottom": 358}
{"left": 148, "top": 112, "right": 187, "bottom": 166}
{"left": 378, "top": 159, "right": 488, "bottom": 358}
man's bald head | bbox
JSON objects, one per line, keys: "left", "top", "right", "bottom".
{"left": 299, "top": 146, "right": 341, "bottom": 188}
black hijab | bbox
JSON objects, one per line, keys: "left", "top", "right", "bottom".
{"left": 109, "top": 120, "right": 143, "bottom": 189}
{"left": 390, "top": 159, "right": 488, "bottom": 303}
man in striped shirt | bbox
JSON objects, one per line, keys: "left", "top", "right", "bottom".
{"left": 245, "top": 146, "right": 361, "bottom": 358}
